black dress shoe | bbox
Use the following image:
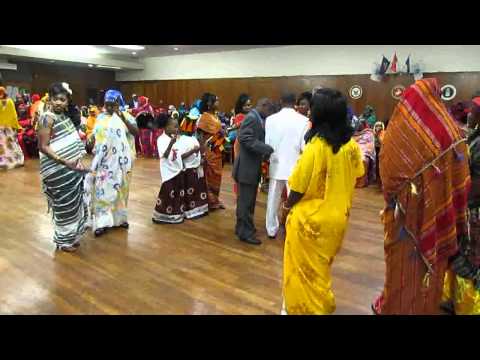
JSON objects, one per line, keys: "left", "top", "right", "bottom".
{"left": 239, "top": 237, "right": 262, "bottom": 245}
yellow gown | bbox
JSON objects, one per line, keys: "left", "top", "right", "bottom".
{"left": 442, "top": 270, "right": 480, "bottom": 315}
{"left": 283, "top": 136, "right": 364, "bottom": 315}
{"left": 0, "top": 98, "right": 24, "bottom": 169}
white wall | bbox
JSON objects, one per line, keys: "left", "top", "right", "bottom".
{"left": 115, "top": 45, "right": 480, "bottom": 82}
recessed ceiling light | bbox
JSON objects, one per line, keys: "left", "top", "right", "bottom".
{"left": 132, "top": 52, "right": 137, "bottom": 55}
{"left": 173, "top": 47, "right": 179, "bottom": 51}
{"left": 97, "top": 65, "right": 122, "bottom": 70}
{"left": 109, "top": 45, "right": 145, "bottom": 51}
{"left": 88, "top": 64, "right": 94, "bottom": 67}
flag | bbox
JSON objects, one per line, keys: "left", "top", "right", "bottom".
{"left": 379, "top": 56, "right": 390, "bottom": 75}
{"left": 391, "top": 52, "right": 398, "bottom": 73}
{"left": 405, "top": 55, "right": 411, "bottom": 74}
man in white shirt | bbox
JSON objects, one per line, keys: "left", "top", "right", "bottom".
{"left": 265, "top": 93, "right": 309, "bottom": 238}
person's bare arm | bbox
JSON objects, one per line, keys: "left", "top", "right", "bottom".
{"left": 117, "top": 110, "right": 139, "bottom": 136}
{"left": 181, "top": 145, "right": 200, "bottom": 159}
{"left": 163, "top": 136, "right": 177, "bottom": 159}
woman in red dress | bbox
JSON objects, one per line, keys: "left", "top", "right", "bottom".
{"left": 133, "top": 96, "right": 155, "bottom": 157}
{"left": 231, "top": 94, "right": 252, "bottom": 195}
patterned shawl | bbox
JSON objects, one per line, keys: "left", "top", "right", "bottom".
{"left": 380, "top": 78, "right": 470, "bottom": 268}
{"left": 197, "top": 112, "right": 221, "bottom": 135}
{"left": 132, "top": 96, "right": 154, "bottom": 118}
{"left": 353, "top": 127, "right": 376, "bottom": 162}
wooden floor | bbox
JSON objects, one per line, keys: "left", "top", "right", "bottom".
{"left": 0, "top": 158, "right": 385, "bottom": 315}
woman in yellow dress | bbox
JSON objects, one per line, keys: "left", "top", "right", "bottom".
{"left": 441, "top": 96, "right": 480, "bottom": 315}
{"left": 281, "top": 88, "right": 365, "bottom": 315}
{"left": 85, "top": 105, "right": 99, "bottom": 139}
{"left": 0, "top": 86, "right": 24, "bottom": 170}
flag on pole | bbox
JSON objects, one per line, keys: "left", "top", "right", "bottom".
{"left": 379, "top": 56, "right": 390, "bottom": 75}
{"left": 405, "top": 55, "right": 411, "bottom": 74}
{"left": 391, "top": 52, "right": 398, "bottom": 73}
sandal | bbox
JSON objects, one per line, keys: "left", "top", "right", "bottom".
{"left": 56, "top": 244, "right": 78, "bottom": 253}
{"left": 94, "top": 227, "right": 107, "bottom": 237}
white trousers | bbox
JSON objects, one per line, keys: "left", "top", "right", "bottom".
{"left": 266, "top": 178, "right": 289, "bottom": 237}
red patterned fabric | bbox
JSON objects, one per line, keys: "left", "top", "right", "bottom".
{"left": 374, "top": 78, "right": 471, "bottom": 314}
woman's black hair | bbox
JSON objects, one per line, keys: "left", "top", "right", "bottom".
{"left": 384, "top": 118, "right": 390, "bottom": 129}
{"left": 48, "top": 82, "right": 81, "bottom": 128}
{"left": 136, "top": 112, "right": 155, "bottom": 129}
{"left": 234, "top": 93, "right": 251, "bottom": 115}
{"left": 200, "top": 92, "right": 217, "bottom": 113}
{"left": 156, "top": 112, "right": 174, "bottom": 129}
{"left": 297, "top": 91, "right": 312, "bottom": 106}
{"left": 305, "top": 88, "right": 354, "bottom": 154}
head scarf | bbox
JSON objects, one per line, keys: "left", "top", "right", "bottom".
{"left": 133, "top": 96, "right": 154, "bottom": 118}
{"left": 89, "top": 105, "right": 99, "bottom": 115}
{"left": 0, "top": 86, "right": 6, "bottom": 99}
{"left": 138, "top": 96, "right": 148, "bottom": 107}
{"left": 380, "top": 78, "right": 470, "bottom": 267}
{"left": 192, "top": 99, "right": 202, "bottom": 110}
{"left": 104, "top": 89, "right": 125, "bottom": 110}
{"left": 472, "top": 97, "right": 480, "bottom": 108}
{"left": 31, "top": 94, "right": 41, "bottom": 103}
{"left": 187, "top": 107, "right": 200, "bottom": 120}
{"left": 374, "top": 121, "right": 385, "bottom": 132}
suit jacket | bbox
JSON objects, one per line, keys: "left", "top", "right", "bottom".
{"left": 233, "top": 109, "right": 274, "bottom": 185}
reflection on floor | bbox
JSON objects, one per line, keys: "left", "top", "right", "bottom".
{"left": 0, "top": 158, "right": 385, "bottom": 314}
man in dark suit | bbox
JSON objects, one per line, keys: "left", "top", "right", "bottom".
{"left": 233, "top": 98, "right": 275, "bottom": 245}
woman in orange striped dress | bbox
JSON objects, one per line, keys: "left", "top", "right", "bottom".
{"left": 197, "top": 93, "right": 226, "bottom": 210}
{"left": 373, "top": 78, "right": 470, "bottom": 315}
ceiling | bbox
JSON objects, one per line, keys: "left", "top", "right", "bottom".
{"left": 0, "top": 45, "right": 287, "bottom": 71}
{"left": 96, "top": 45, "right": 285, "bottom": 59}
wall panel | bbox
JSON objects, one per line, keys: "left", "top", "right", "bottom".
{"left": 119, "top": 72, "right": 480, "bottom": 121}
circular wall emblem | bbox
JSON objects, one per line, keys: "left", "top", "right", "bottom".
{"left": 392, "top": 85, "right": 405, "bottom": 100}
{"left": 349, "top": 85, "right": 363, "bottom": 100}
{"left": 441, "top": 84, "right": 457, "bottom": 101}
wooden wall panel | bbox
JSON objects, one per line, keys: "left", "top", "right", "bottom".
{"left": 119, "top": 72, "right": 480, "bottom": 121}
{"left": 2, "top": 61, "right": 116, "bottom": 104}
{"left": 28, "top": 63, "right": 116, "bottom": 105}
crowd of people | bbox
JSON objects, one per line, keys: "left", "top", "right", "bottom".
{"left": 1, "top": 77, "right": 480, "bottom": 315}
